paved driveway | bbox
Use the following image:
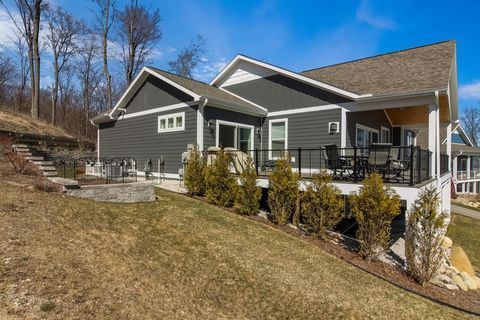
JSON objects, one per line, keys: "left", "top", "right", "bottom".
{"left": 451, "top": 204, "right": 480, "bottom": 220}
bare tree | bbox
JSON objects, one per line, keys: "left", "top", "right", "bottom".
{"left": 45, "top": 6, "right": 83, "bottom": 125}
{"left": 115, "top": 0, "right": 161, "bottom": 85}
{"left": 0, "top": 53, "right": 15, "bottom": 103}
{"left": 10, "top": 35, "right": 30, "bottom": 112}
{"left": 58, "top": 63, "right": 76, "bottom": 127}
{"left": 461, "top": 106, "right": 480, "bottom": 146}
{"left": 1, "top": 0, "right": 47, "bottom": 119}
{"left": 76, "top": 31, "right": 100, "bottom": 137}
{"left": 92, "top": 0, "right": 115, "bottom": 111}
{"left": 168, "top": 35, "right": 206, "bottom": 79}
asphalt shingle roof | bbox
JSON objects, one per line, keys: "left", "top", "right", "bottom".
{"left": 148, "top": 67, "right": 264, "bottom": 114}
{"left": 301, "top": 41, "right": 455, "bottom": 96}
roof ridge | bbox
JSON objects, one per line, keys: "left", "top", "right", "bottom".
{"left": 147, "top": 66, "right": 211, "bottom": 86}
{"left": 301, "top": 40, "right": 455, "bottom": 73}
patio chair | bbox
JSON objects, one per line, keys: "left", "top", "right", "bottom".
{"left": 323, "top": 144, "right": 352, "bottom": 179}
{"left": 388, "top": 147, "right": 413, "bottom": 183}
{"left": 367, "top": 143, "right": 391, "bottom": 177}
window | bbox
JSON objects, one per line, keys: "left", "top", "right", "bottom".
{"left": 404, "top": 129, "right": 416, "bottom": 146}
{"left": 380, "top": 127, "right": 391, "bottom": 143}
{"left": 356, "top": 124, "right": 378, "bottom": 154}
{"left": 158, "top": 112, "right": 185, "bottom": 133}
{"left": 269, "top": 119, "right": 288, "bottom": 159}
{"left": 216, "top": 120, "right": 253, "bottom": 153}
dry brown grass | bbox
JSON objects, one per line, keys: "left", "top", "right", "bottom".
{"left": 0, "top": 110, "right": 71, "bottom": 137}
{"left": 0, "top": 179, "right": 476, "bottom": 319}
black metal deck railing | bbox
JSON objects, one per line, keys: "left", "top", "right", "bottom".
{"left": 215, "top": 145, "right": 435, "bottom": 186}
{"left": 52, "top": 157, "right": 138, "bottom": 185}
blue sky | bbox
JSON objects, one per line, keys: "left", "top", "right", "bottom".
{"left": 1, "top": 0, "right": 479, "bottom": 111}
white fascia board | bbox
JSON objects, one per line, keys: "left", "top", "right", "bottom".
{"left": 210, "top": 55, "right": 363, "bottom": 100}
{"left": 454, "top": 123, "right": 475, "bottom": 146}
{"left": 267, "top": 103, "right": 348, "bottom": 117}
{"left": 108, "top": 67, "right": 201, "bottom": 118}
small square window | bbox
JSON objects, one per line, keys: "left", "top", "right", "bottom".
{"left": 160, "top": 119, "right": 166, "bottom": 129}
{"left": 176, "top": 116, "right": 183, "bottom": 128}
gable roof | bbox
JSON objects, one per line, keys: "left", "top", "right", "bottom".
{"left": 148, "top": 67, "right": 267, "bottom": 115}
{"left": 301, "top": 41, "right": 456, "bottom": 96}
{"left": 210, "top": 54, "right": 364, "bottom": 100}
{"left": 92, "top": 67, "right": 267, "bottom": 124}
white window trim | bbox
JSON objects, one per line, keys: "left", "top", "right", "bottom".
{"left": 268, "top": 118, "right": 288, "bottom": 160}
{"left": 355, "top": 123, "right": 379, "bottom": 148}
{"left": 158, "top": 112, "right": 185, "bottom": 133}
{"left": 380, "top": 126, "right": 391, "bottom": 143}
{"left": 215, "top": 119, "right": 254, "bottom": 150}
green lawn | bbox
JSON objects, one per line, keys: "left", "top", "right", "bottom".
{"left": 0, "top": 181, "right": 475, "bottom": 319}
{"left": 447, "top": 213, "right": 480, "bottom": 269}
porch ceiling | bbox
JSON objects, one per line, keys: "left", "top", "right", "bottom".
{"left": 385, "top": 96, "right": 451, "bottom": 126}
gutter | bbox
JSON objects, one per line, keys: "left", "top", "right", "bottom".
{"left": 354, "top": 88, "right": 448, "bottom": 103}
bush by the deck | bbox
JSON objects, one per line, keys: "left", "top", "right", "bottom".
{"left": 235, "top": 156, "right": 261, "bottom": 215}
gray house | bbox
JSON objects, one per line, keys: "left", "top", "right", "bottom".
{"left": 92, "top": 40, "right": 458, "bottom": 213}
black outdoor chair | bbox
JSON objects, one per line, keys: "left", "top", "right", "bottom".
{"left": 389, "top": 146, "right": 413, "bottom": 183}
{"left": 323, "top": 144, "right": 352, "bottom": 179}
{"left": 367, "top": 143, "right": 391, "bottom": 177}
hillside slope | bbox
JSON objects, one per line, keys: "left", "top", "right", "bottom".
{"left": 0, "top": 110, "right": 72, "bottom": 138}
{"left": 0, "top": 181, "right": 475, "bottom": 319}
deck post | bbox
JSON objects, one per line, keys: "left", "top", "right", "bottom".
{"left": 409, "top": 145, "right": 415, "bottom": 186}
{"left": 353, "top": 146, "right": 358, "bottom": 183}
{"left": 255, "top": 148, "right": 259, "bottom": 175}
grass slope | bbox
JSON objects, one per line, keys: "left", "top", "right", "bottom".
{"left": 0, "top": 110, "right": 71, "bottom": 137}
{"left": 447, "top": 213, "right": 480, "bottom": 269}
{"left": 0, "top": 182, "right": 475, "bottom": 319}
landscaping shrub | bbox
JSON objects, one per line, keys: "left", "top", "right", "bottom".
{"left": 204, "top": 149, "right": 237, "bottom": 207}
{"left": 301, "top": 170, "right": 344, "bottom": 240}
{"left": 184, "top": 144, "right": 205, "bottom": 195}
{"left": 350, "top": 173, "right": 401, "bottom": 260}
{"left": 268, "top": 157, "right": 300, "bottom": 225}
{"left": 0, "top": 136, "right": 39, "bottom": 176}
{"left": 234, "top": 156, "right": 261, "bottom": 215}
{"left": 405, "top": 187, "right": 448, "bottom": 286}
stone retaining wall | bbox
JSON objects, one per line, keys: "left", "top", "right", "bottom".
{"left": 67, "top": 182, "right": 156, "bottom": 203}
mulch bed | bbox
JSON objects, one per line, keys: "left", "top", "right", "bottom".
{"left": 188, "top": 194, "right": 480, "bottom": 316}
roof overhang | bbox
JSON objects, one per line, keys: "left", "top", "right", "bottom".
{"left": 201, "top": 96, "right": 267, "bottom": 117}
{"left": 210, "top": 54, "right": 369, "bottom": 100}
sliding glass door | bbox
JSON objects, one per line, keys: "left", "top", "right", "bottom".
{"left": 217, "top": 122, "right": 253, "bottom": 153}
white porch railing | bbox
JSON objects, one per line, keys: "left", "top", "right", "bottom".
{"left": 457, "top": 169, "right": 480, "bottom": 180}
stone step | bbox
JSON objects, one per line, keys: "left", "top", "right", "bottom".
{"left": 32, "top": 160, "right": 54, "bottom": 166}
{"left": 17, "top": 152, "right": 33, "bottom": 156}
{"left": 47, "top": 177, "right": 79, "bottom": 189}
{"left": 43, "top": 171, "right": 58, "bottom": 177}
{"left": 39, "top": 166, "right": 57, "bottom": 171}
{"left": 26, "top": 156, "right": 44, "bottom": 161}
{"left": 15, "top": 147, "right": 30, "bottom": 152}
{"left": 12, "top": 144, "right": 28, "bottom": 148}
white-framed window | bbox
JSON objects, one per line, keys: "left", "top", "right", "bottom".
{"left": 380, "top": 126, "right": 391, "bottom": 143}
{"left": 215, "top": 120, "right": 254, "bottom": 153}
{"left": 356, "top": 124, "right": 378, "bottom": 155}
{"left": 158, "top": 112, "right": 185, "bottom": 133}
{"left": 269, "top": 118, "right": 288, "bottom": 159}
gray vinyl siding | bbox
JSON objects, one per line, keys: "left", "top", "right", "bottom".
{"left": 262, "top": 109, "right": 342, "bottom": 149}
{"left": 124, "top": 75, "right": 192, "bottom": 114}
{"left": 99, "top": 106, "right": 197, "bottom": 174}
{"left": 346, "top": 110, "right": 392, "bottom": 147}
{"left": 222, "top": 74, "right": 351, "bottom": 112}
{"left": 203, "top": 106, "right": 263, "bottom": 150}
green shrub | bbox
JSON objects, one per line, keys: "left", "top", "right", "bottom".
{"left": 268, "top": 157, "right": 300, "bottom": 225}
{"left": 184, "top": 145, "right": 205, "bottom": 196}
{"left": 235, "top": 156, "right": 262, "bottom": 215}
{"left": 350, "top": 173, "right": 401, "bottom": 260}
{"left": 405, "top": 188, "right": 447, "bottom": 286}
{"left": 204, "top": 149, "right": 237, "bottom": 207}
{"left": 301, "top": 171, "right": 344, "bottom": 240}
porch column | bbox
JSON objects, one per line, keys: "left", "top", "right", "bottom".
{"left": 452, "top": 156, "right": 458, "bottom": 180}
{"left": 196, "top": 103, "right": 205, "bottom": 151}
{"left": 446, "top": 122, "right": 452, "bottom": 171}
{"left": 467, "top": 156, "right": 471, "bottom": 179}
{"left": 428, "top": 103, "right": 438, "bottom": 177}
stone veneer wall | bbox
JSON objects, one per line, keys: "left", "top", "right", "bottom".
{"left": 67, "top": 182, "right": 156, "bottom": 203}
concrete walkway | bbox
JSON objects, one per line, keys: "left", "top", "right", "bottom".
{"left": 451, "top": 204, "right": 480, "bottom": 220}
